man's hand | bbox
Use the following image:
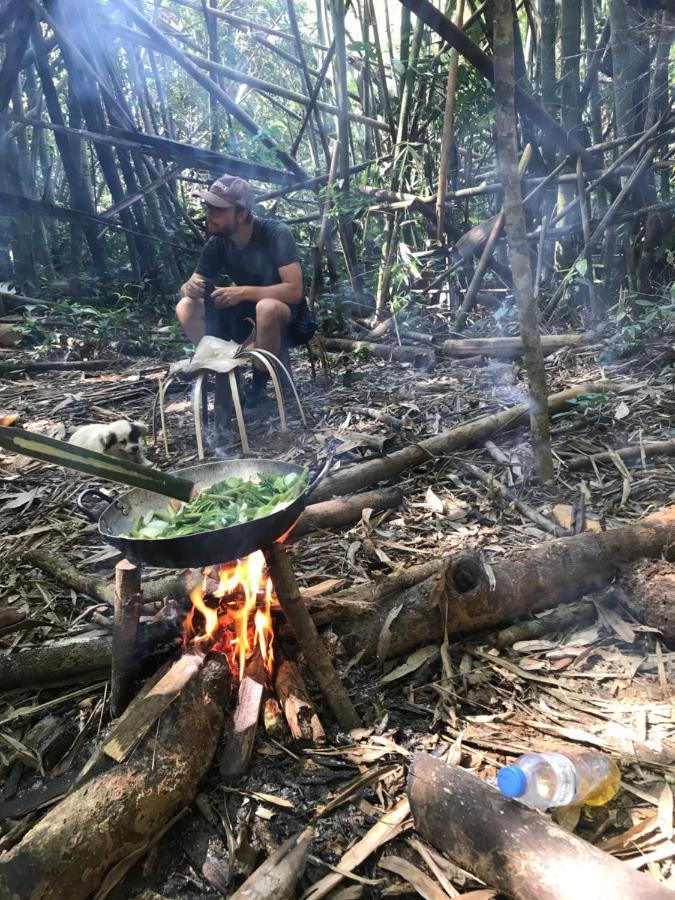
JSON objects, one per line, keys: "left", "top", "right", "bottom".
{"left": 211, "top": 285, "right": 249, "bottom": 308}
{"left": 181, "top": 273, "right": 206, "bottom": 300}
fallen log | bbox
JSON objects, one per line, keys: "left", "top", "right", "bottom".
{"left": 0, "top": 655, "right": 231, "bottom": 900}
{"left": 442, "top": 333, "right": 589, "bottom": 358}
{"left": 322, "top": 336, "right": 435, "bottom": 369}
{"left": 618, "top": 558, "right": 675, "bottom": 644}
{"left": 407, "top": 752, "right": 673, "bottom": 900}
{"left": 566, "top": 439, "right": 675, "bottom": 471}
{"left": 291, "top": 487, "right": 402, "bottom": 539}
{"left": 339, "top": 505, "right": 675, "bottom": 660}
{"left": 0, "top": 358, "right": 120, "bottom": 374}
{"left": 311, "top": 381, "right": 616, "bottom": 502}
{"left": 0, "top": 620, "right": 178, "bottom": 691}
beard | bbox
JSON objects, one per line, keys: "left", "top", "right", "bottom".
{"left": 207, "top": 218, "right": 236, "bottom": 238}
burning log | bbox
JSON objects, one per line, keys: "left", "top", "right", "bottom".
{"left": 273, "top": 657, "right": 326, "bottom": 746}
{"left": 0, "top": 655, "right": 231, "bottom": 900}
{"left": 110, "top": 559, "right": 142, "bottom": 717}
{"left": 220, "top": 650, "right": 266, "bottom": 783}
{"left": 265, "top": 543, "right": 361, "bottom": 731}
{"left": 407, "top": 752, "right": 672, "bottom": 900}
{"left": 340, "top": 505, "right": 675, "bottom": 660}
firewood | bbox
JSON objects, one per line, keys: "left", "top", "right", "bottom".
{"left": 273, "top": 657, "right": 326, "bottom": 746}
{"left": 110, "top": 559, "right": 142, "bottom": 717}
{"left": 0, "top": 655, "right": 231, "bottom": 900}
{"left": 231, "top": 825, "right": 314, "bottom": 900}
{"left": 265, "top": 543, "right": 361, "bottom": 731}
{"left": 340, "top": 505, "right": 675, "bottom": 660}
{"left": 407, "top": 752, "right": 673, "bottom": 900}
{"left": 219, "top": 651, "right": 266, "bottom": 783}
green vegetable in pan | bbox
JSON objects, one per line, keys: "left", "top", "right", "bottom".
{"left": 122, "top": 469, "right": 309, "bottom": 540}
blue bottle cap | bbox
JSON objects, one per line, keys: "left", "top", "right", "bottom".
{"left": 498, "top": 765, "right": 527, "bottom": 798}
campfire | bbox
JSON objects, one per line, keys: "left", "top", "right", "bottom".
{"left": 183, "top": 550, "right": 276, "bottom": 681}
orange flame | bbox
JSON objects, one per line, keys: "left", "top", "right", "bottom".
{"left": 183, "top": 550, "right": 275, "bottom": 680}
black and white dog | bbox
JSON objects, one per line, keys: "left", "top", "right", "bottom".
{"left": 69, "top": 420, "right": 149, "bottom": 465}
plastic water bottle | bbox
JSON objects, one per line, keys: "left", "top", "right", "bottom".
{"left": 497, "top": 751, "right": 621, "bottom": 810}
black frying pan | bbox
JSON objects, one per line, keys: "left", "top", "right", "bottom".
{"left": 77, "top": 454, "right": 332, "bottom": 568}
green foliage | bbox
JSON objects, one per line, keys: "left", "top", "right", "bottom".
{"left": 552, "top": 391, "right": 609, "bottom": 420}
{"left": 15, "top": 288, "right": 183, "bottom": 357}
{"left": 603, "top": 290, "right": 675, "bottom": 358}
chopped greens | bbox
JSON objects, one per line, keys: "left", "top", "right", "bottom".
{"left": 122, "top": 469, "right": 309, "bottom": 540}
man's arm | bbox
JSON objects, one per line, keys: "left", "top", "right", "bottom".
{"left": 212, "top": 262, "right": 303, "bottom": 307}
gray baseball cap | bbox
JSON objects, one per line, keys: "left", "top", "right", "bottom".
{"left": 200, "top": 174, "right": 255, "bottom": 210}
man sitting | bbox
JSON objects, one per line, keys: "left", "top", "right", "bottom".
{"left": 176, "top": 174, "right": 314, "bottom": 406}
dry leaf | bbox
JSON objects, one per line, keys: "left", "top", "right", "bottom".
{"left": 614, "top": 400, "right": 630, "bottom": 421}
{"left": 378, "top": 854, "right": 447, "bottom": 900}
{"left": 658, "top": 783, "right": 674, "bottom": 841}
{"left": 425, "top": 487, "right": 445, "bottom": 514}
{"left": 380, "top": 645, "right": 440, "bottom": 684}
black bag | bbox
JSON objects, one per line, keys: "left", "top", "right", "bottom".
{"left": 288, "top": 299, "right": 318, "bottom": 346}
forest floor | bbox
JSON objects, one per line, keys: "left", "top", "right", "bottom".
{"left": 0, "top": 307, "right": 674, "bottom": 897}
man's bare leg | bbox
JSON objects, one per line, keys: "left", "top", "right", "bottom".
{"left": 175, "top": 294, "right": 206, "bottom": 346}
{"left": 254, "top": 297, "right": 292, "bottom": 362}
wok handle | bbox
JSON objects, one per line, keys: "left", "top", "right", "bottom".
{"left": 77, "top": 488, "right": 115, "bottom": 523}
{"left": 306, "top": 443, "right": 337, "bottom": 498}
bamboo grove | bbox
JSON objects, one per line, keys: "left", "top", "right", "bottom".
{"left": 0, "top": 0, "right": 672, "bottom": 330}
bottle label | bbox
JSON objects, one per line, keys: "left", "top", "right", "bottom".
{"left": 537, "top": 752, "right": 577, "bottom": 806}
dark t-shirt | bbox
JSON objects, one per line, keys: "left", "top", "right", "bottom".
{"left": 195, "top": 218, "right": 300, "bottom": 286}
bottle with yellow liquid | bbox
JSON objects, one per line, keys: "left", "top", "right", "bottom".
{"left": 497, "top": 751, "right": 621, "bottom": 810}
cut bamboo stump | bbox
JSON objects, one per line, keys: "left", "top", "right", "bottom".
{"left": 407, "top": 752, "right": 674, "bottom": 900}
{"left": 0, "top": 655, "right": 231, "bottom": 900}
{"left": 110, "top": 559, "right": 142, "bottom": 717}
{"left": 265, "top": 543, "right": 361, "bottom": 731}
{"left": 341, "top": 505, "right": 675, "bottom": 660}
